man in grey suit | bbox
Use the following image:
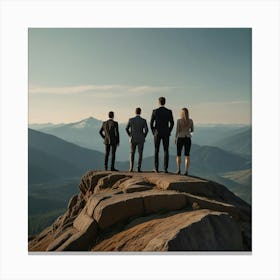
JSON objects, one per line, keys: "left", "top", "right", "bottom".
{"left": 126, "top": 108, "right": 149, "bottom": 172}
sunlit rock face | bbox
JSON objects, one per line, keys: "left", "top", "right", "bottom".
{"left": 28, "top": 170, "right": 251, "bottom": 252}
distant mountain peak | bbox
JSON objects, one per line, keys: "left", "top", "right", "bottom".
{"left": 69, "top": 116, "right": 102, "bottom": 129}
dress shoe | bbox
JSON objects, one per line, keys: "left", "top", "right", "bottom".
{"left": 111, "top": 168, "right": 119, "bottom": 171}
{"left": 153, "top": 168, "right": 159, "bottom": 173}
{"left": 137, "top": 168, "right": 142, "bottom": 172}
{"left": 176, "top": 170, "right": 181, "bottom": 175}
{"left": 164, "top": 170, "right": 168, "bottom": 173}
{"left": 184, "top": 171, "right": 188, "bottom": 176}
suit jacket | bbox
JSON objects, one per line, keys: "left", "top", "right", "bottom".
{"left": 150, "top": 106, "right": 174, "bottom": 137}
{"left": 126, "top": 115, "right": 148, "bottom": 144}
{"left": 99, "top": 119, "right": 120, "bottom": 145}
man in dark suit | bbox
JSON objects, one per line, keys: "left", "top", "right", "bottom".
{"left": 150, "top": 97, "right": 174, "bottom": 173}
{"left": 99, "top": 111, "right": 119, "bottom": 171}
{"left": 126, "top": 107, "right": 149, "bottom": 172}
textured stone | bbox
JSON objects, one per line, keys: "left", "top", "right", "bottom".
{"left": 183, "top": 193, "right": 239, "bottom": 219}
{"left": 86, "top": 189, "right": 123, "bottom": 217}
{"left": 149, "top": 212, "right": 243, "bottom": 251}
{"left": 56, "top": 223, "right": 98, "bottom": 251}
{"left": 79, "top": 171, "right": 110, "bottom": 195}
{"left": 56, "top": 232, "right": 88, "bottom": 251}
{"left": 94, "top": 174, "right": 129, "bottom": 193}
{"left": 93, "top": 193, "right": 144, "bottom": 229}
{"left": 119, "top": 177, "right": 155, "bottom": 192}
{"left": 29, "top": 171, "right": 251, "bottom": 252}
{"left": 125, "top": 184, "right": 153, "bottom": 193}
{"left": 67, "top": 195, "right": 78, "bottom": 210}
{"left": 141, "top": 190, "right": 187, "bottom": 214}
{"left": 93, "top": 210, "right": 244, "bottom": 251}
{"left": 47, "top": 228, "right": 77, "bottom": 251}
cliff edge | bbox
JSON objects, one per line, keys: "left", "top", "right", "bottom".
{"left": 28, "top": 171, "right": 251, "bottom": 252}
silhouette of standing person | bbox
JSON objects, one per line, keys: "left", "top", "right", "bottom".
{"left": 126, "top": 107, "right": 149, "bottom": 172}
{"left": 99, "top": 111, "right": 119, "bottom": 171}
{"left": 150, "top": 97, "right": 174, "bottom": 173}
{"left": 175, "top": 108, "right": 194, "bottom": 176}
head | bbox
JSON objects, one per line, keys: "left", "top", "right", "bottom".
{"left": 158, "top": 97, "right": 166, "bottom": 106}
{"left": 181, "top": 108, "right": 189, "bottom": 122}
{"left": 108, "top": 111, "right": 114, "bottom": 119}
{"left": 135, "top": 107, "right": 141, "bottom": 115}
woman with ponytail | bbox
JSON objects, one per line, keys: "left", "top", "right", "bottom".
{"left": 174, "top": 108, "right": 194, "bottom": 176}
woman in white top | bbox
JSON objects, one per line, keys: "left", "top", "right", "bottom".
{"left": 175, "top": 108, "right": 194, "bottom": 176}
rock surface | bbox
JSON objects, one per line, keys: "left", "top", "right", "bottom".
{"left": 28, "top": 171, "right": 251, "bottom": 252}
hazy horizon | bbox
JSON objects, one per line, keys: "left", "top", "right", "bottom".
{"left": 29, "top": 28, "right": 251, "bottom": 124}
{"left": 28, "top": 115, "right": 251, "bottom": 126}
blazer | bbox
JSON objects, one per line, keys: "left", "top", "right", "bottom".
{"left": 126, "top": 115, "right": 148, "bottom": 144}
{"left": 175, "top": 118, "right": 194, "bottom": 139}
{"left": 150, "top": 106, "right": 174, "bottom": 137}
{"left": 99, "top": 119, "right": 120, "bottom": 145}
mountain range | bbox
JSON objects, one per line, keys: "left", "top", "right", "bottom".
{"left": 29, "top": 128, "right": 250, "bottom": 182}
{"left": 29, "top": 116, "right": 251, "bottom": 161}
{"left": 28, "top": 119, "right": 252, "bottom": 236}
{"left": 29, "top": 128, "right": 104, "bottom": 183}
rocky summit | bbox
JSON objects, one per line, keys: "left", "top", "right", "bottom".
{"left": 28, "top": 171, "right": 251, "bottom": 252}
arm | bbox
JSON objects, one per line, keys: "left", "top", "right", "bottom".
{"left": 175, "top": 120, "right": 179, "bottom": 144}
{"left": 126, "top": 119, "right": 131, "bottom": 137}
{"left": 150, "top": 110, "right": 156, "bottom": 134}
{"left": 99, "top": 123, "right": 105, "bottom": 139}
{"left": 190, "top": 119, "right": 194, "bottom": 133}
{"left": 144, "top": 120, "right": 149, "bottom": 137}
{"left": 169, "top": 110, "right": 174, "bottom": 133}
{"left": 115, "top": 122, "right": 120, "bottom": 145}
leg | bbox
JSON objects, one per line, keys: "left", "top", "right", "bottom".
{"left": 185, "top": 156, "right": 190, "bottom": 174}
{"left": 162, "top": 136, "right": 170, "bottom": 172}
{"left": 104, "top": 144, "right": 110, "bottom": 170}
{"left": 176, "top": 156, "right": 181, "bottom": 174}
{"left": 176, "top": 138, "right": 183, "bottom": 174}
{"left": 129, "top": 142, "right": 136, "bottom": 171}
{"left": 154, "top": 135, "right": 161, "bottom": 171}
{"left": 184, "top": 137, "right": 192, "bottom": 175}
{"left": 137, "top": 142, "right": 144, "bottom": 171}
{"left": 110, "top": 144, "right": 117, "bottom": 170}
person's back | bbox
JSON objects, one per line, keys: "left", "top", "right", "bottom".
{"left": 175, "top": 108, "right": 194, "bottom": 176}
{"left": 99, "top": 111, "right": 119, "bottom": 171}
{"left": 126, "top": 108, "right": 148, "bottom": 172}
{"left": 150, "top": 97, "right": 174, "bottom": 173}
{"left": 176, "top": 118, "right": 193, "bottom": 138}
{"left": 128, "top": 115, "right": 148, "bottom": 143}
{"left": 152, "top": 106, "right": 173, "bottom": 136}
{"left": 106, "top": 119, "right": 119, "bottom": 145}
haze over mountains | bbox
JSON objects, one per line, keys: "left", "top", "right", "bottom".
{"left": 29, "top": 116, "right": 251, "bottom": 160}
{"left": 28, "top": 117, "right": 252, "bottom": 236}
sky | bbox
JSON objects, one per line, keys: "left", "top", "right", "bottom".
{"left": 28, "top": 28, "right": 251, "bottom": 124}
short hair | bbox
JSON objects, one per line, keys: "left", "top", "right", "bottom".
{"left": 135, "top": 107, "right": 141, "bottom": 115}
{"left": 108, "top": 111, "right": 114, "bottom": 119}
{"left": 159, "top": 97, "right": 166, "bottom": 105}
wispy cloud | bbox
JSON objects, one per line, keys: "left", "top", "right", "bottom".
{"left": 29, "top": 84, "right": 179, "bottom": 96}
{"left": 193, "top": 100, "right": 250, "bottom": 107}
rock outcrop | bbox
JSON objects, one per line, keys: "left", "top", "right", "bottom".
{"left": 28, "top": 171, "right": 251, "bottom": 252}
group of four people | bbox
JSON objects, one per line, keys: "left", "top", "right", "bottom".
{"left": 99, "top": 97, "right": 194, "bottom": 176}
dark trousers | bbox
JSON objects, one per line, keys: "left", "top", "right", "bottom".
{"left": 104, "top": 144, "right": 117, "bottom": 169}
{"left": 176, "top": 137, "right": 191, "bottom": 156}
{"left": 130, "top": 142, "right": 144, "bottom": 170}
{"left": 154, "top": 135, "right": 170, "bottom": 171}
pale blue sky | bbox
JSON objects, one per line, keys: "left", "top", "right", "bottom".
{"left": 29, "top": 28, "right": 251, "bottom": 124}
